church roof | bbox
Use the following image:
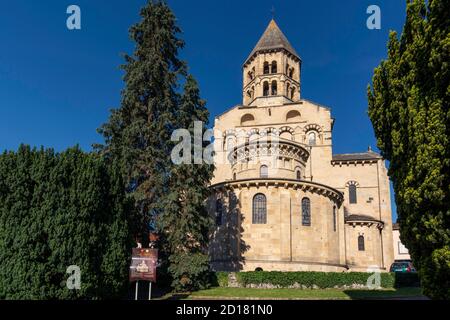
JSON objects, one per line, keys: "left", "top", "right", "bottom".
{"left": 345, "top": 214, "right": 381, "bottom": 223}
{"left": 245, "top": 19, "right": 300, "bottom": 64}
{"left": 332, "top": 150, "right": 382, "bottom": 162}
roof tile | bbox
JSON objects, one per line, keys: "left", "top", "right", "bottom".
{"left": 246, "top": 19, "right": 300, "bottom": 63}
{"left": 332, "top": 151, "right": 382, "bottom": 162}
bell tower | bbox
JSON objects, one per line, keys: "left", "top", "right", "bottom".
{"left": 242, "top": 19, "right": 302, "bottom": 107}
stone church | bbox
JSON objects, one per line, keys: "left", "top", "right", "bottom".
{"left": 208, "top": 19, "right": 394, "bottom": 272}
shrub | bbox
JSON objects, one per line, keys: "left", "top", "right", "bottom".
{"left": 228, "top": 271, "right": 419, "bottom": 289}
{"left": 168, "top": 253, "right": 211, "bottom": 292}
{"left": 216, "top": 272, "right": 230, "bottom": 287}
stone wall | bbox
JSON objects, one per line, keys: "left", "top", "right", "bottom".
{"left": 209, "top": 183, "right": 345, "bottom": 272}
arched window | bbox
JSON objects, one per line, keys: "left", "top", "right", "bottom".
{"left": 263, "top": 81, "right": 269, "bottom": 96}
{"left": 333, "top": 206, "right": 337, "bottom": 232}
{"left": 280, "top": 130, "right": 293, "bottom": 140}
{"left": 263, "top": 62, "right": 269, "bottom": 74}
{"left": 280, "top": 132, "right": 292, "bottom": 141}
{"left": 349, "top": 184, "right": 357, "bottom": 204}
{"left": 226, "top": 138, "right": 235, "bottom": 150}
{"left": 358, "top": 235, "right": 365, "bottom": 251}
{"left": 291, "top": 87, "right": 295, "bottom": 100}
{"left": 271, "top": 61, "right": 277, "bottom": 73}
{"left": 302, "top": 197, "right": 311, "bottom": 226}
{"left": 308, "top": 132, "right": 316, "bottom": 146}
{"left": 286, "top": 110, "right": 301, "bottom": 122}
{"left": 296, "top": 170, "right": 301, "bottom": 180}
{"left": 252, "top": 194, "right": 267, "bottom": 224}
{"left": 260, "top": 165, "right": 268, "bottom": 178}
{"left": 286, "top": 83, "right": 290, "bottom": 96}
{"left": 271, "top": 81, "right": 277, "bottom": 95}
{"left": 216, "top": 199, "right": 223, "bottom": 226}
{"left": 289, "top": 68, "right": 294, "bottom": 78}
{"left": 249, "top": 130, "right": 259, "bottom": 142}
{"left": 285, "top": 63, "right": 290, "bottom": 75}
{"left": 241, "top": 113, "right": 255, "bottom": 126}
{"left": 233, "top": 172, "right": 237, "bottom": 180}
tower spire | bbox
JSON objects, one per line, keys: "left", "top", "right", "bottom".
{"left": 242, "top": 18, "right": 302, "bottom": 107}
{"left": 244, "top": 19, "right": 300, "bottom": 65}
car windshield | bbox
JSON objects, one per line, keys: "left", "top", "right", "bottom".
{"left": 392, "top": 263, "right": 409, "bottom": 268}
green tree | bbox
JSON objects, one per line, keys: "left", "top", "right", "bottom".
{"left": 97, "top": 0, "right": 186, "bottom": 246}
{"left": 163, "top": 75, "right": 215, "bottom": 291}
{"left": 368, "top": 0, "right": 449, "bottom": 299}
{"left": 0, "top": 145, "right": 133, "bottom": 299}
{"left": 97, "top": 1, "right": 215, "bottom": 290}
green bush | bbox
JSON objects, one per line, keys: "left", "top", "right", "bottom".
{"left": 0, "top": 145, "right": 134, "bottom": 299}
{"left": 215, "top": 272, "right": 230, "bottom": 287}
{"left": 168, "top": 253, "right": 211, "bottom": 292}
{"left": 227, "top": 271, "right": 420, "bottom": 289}
{"left": 394, "top": 273, "right": 420, "bottom": 288}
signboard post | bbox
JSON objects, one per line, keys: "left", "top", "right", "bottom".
{"left": 129, "top": 248, "right": 157, "bottom": 300}
{"left": 135, "top": 281, "right": 139, "bottom": 300}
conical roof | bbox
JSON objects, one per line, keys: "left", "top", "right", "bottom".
{"left": 245, "top": 19, "right": 300, "bottom": 63}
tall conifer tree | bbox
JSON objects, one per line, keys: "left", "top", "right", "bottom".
{"left": 368, "top": 0, "right": 449, "bottom": 299}
{"left": 98, "top": 1, "right": 186, "bottom": 244}
{"left": 98, "top": 1, "right": 215, "bottom": 290}
{"left": 163, "top": 75, "right": 215, "bottom": 291}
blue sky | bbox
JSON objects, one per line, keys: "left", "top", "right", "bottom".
{"left": 0, "top": 0, "right": 407, "bottom": 219}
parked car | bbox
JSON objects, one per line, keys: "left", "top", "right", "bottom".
{"left": 390, "top": 261, "right": 416, "bottom": 273}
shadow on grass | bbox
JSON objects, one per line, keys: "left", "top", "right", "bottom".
{"left": 343, "top": 287, "right": 426, "bottom": 300}
{"left": 168, "top": 287, "right": 427, "bottom": 300}
{"left": 128, "top": 282, "right": 173, "bottom": 300}
{"left": 167, "top": 293, "right": 191, "bottom": 300}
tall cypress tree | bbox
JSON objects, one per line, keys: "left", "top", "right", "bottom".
{"left": 163, "top": 75, "right": 215, "bottom": 291}
{"left": 97, "top": 0, "right": 186, "bottom": 244}
{"left": 0, "top": 145, "right": 133, "bottom": 299}
{"left": 368, "top": 0, "right": 449, "bottom": 299}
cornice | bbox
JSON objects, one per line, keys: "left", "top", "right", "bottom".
{"left": 210, "top": 178, "right": 344, "bottom": 204}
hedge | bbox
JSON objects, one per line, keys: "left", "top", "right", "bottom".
{"left": 213, "top": 271, "right": 420, "bottom": 289}
{"left": 0, "top": 146, "right": 133, "bottom": 299}
{"left": 211, "top": 271, "right": 230, "bottom": 287}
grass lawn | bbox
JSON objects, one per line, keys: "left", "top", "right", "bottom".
{"left": 175, "top": 287, "right": 425, "bottom": 300}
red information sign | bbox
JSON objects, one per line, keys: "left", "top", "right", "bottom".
{"left": 129, "top": 248, "right": 157, "bottom": 282}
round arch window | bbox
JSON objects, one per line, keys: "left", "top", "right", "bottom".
{"left": 308, "top": 132, "right": 317, "bottom": 146}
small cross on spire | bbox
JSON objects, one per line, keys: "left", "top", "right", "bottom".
{"left": 271, "top": 6, "right": 275, "bottom": 20}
